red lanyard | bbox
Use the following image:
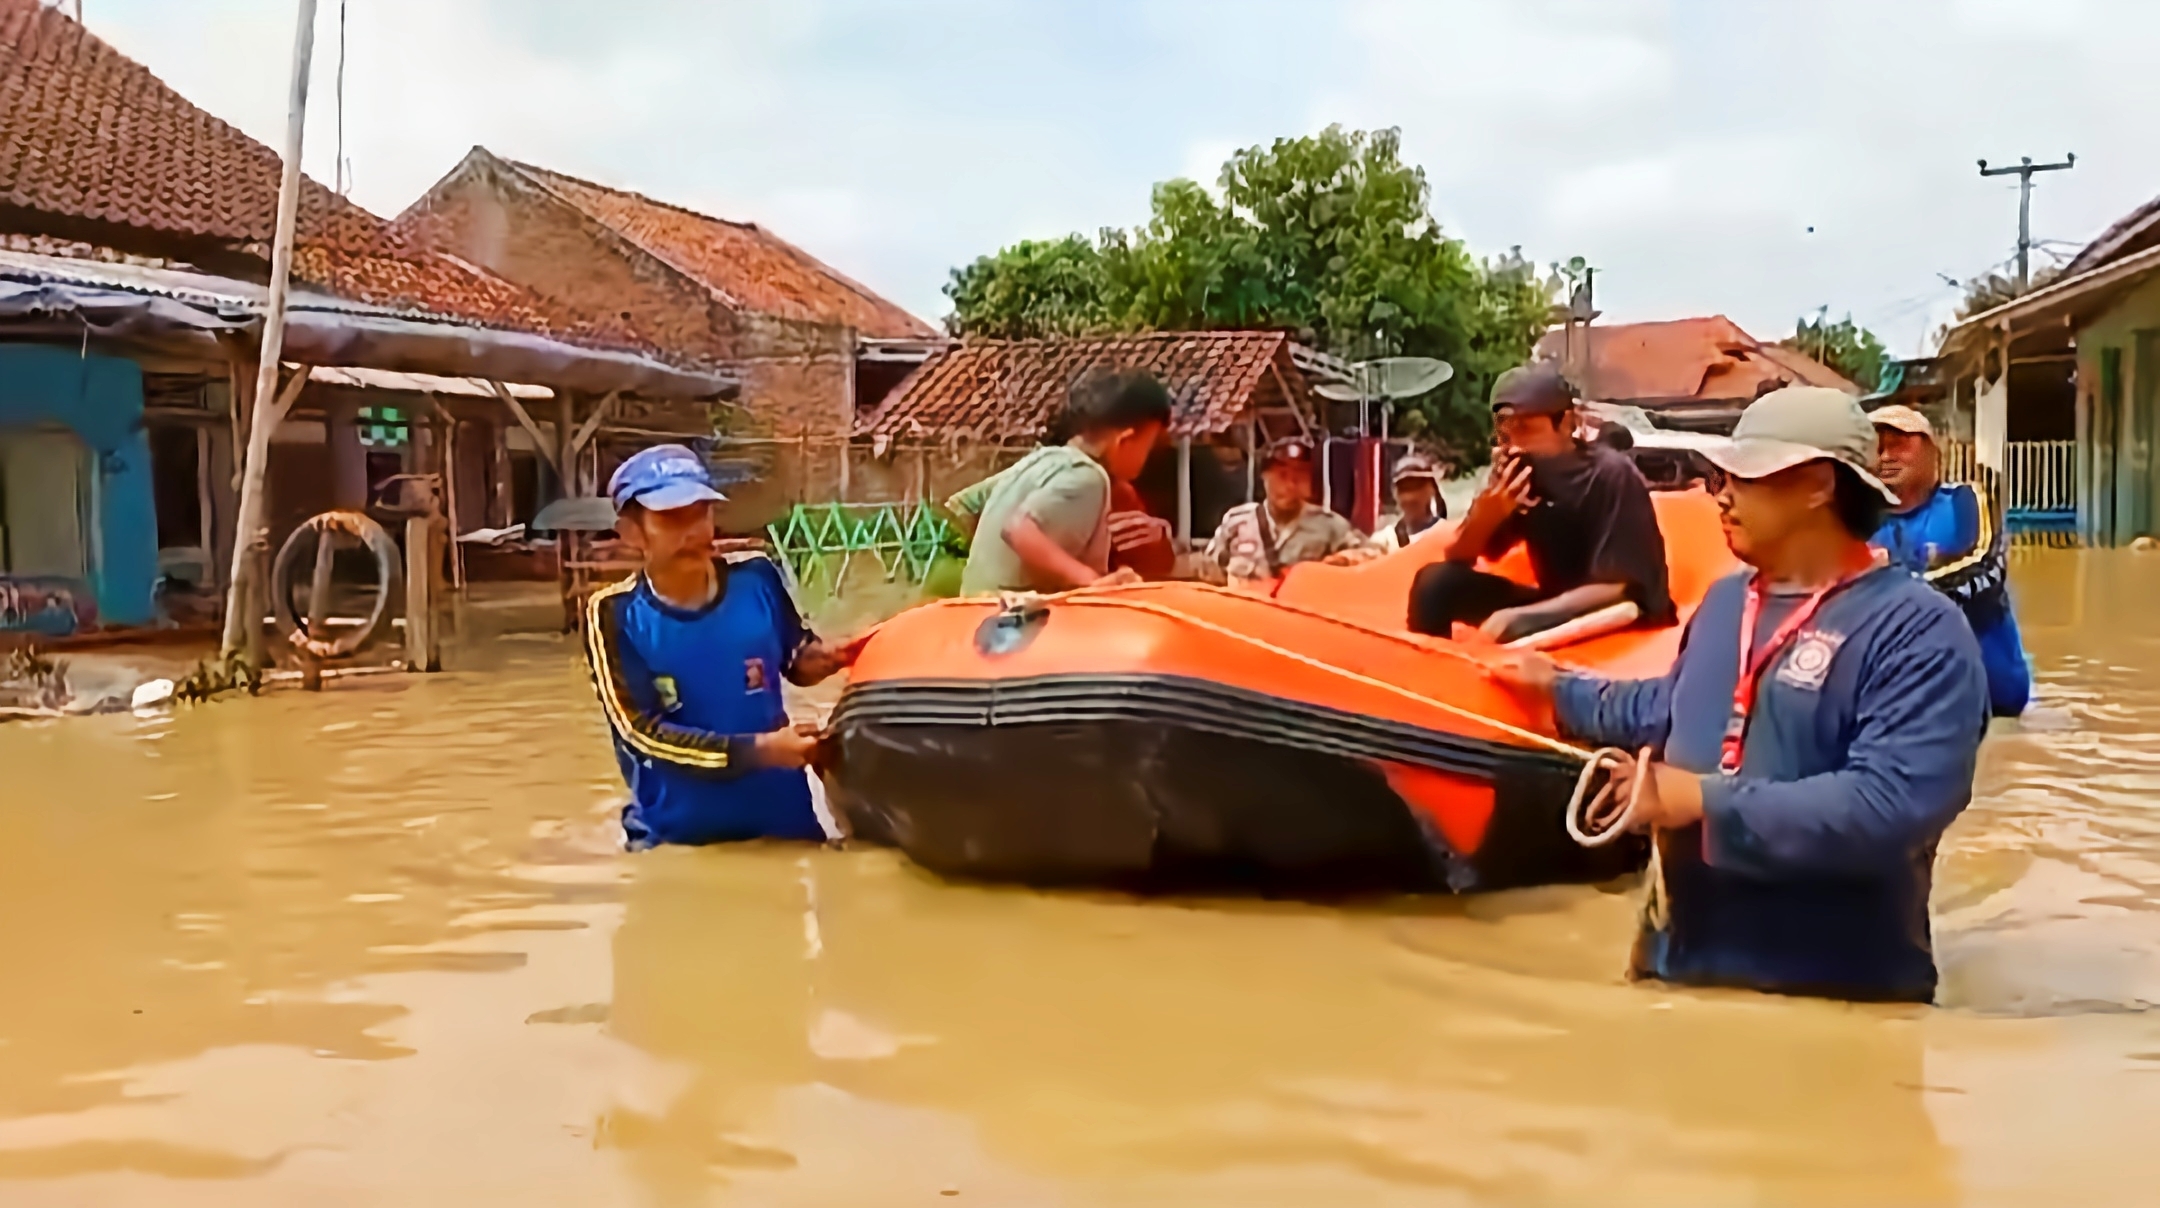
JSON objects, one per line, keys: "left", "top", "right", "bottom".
{"left": 1719, "top": 556, "right": 1875, "bottom": 775}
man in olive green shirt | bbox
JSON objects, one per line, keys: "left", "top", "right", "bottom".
{"left": 957, "top": 370, "right": 1171, "bottom": 595}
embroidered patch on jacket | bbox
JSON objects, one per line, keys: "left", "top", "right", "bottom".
{"left": 652, "top": 675, "right": 681, "bottom": 713}
{"left": 1775, "top": 630, "right": 1847, "bottom": 691}
{"left": 744, "top": 657, "right": 767, "bottom": 693}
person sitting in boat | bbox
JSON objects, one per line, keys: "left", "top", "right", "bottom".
{"left": 584, "top": 445, "right": 856, "bottom": 850}
{"left": 1870, "top": 404, "right": 2031, "bottom": 718}
{"left": 1409, "top": 363, "right": 1674, "bottom": 643}
{"left": 958, "top": 368, "right": 1170, "bottom": 595}
{"left": 1492, "top": 386, "right": 1989, "bottom": 1003}
{"left": 1202, "top": 439, "right": 1378, "bottom": 587}
{"left": 947, "top": 402, "right": 1176, "bottom": 580}
{"left": 1373, "top": 452, "right": 1448, "bottom": 552}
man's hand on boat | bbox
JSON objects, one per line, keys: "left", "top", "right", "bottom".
{"left": 1108, "top": 511, "right": 1173, "bottom": 552}
{"left": 755, "top": 723, "right": 825, "bottom": 770}
{"left": 788, "top": 636, "right": 863, "bottom": 685}
{"left": 1321, "top": 546, "right": 1385, "bottom": 567}
{"left": 1486, "top": 650, "right": 1560, "bottom": 698}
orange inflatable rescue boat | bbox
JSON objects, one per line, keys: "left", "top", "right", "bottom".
{"left": 828, "top": 490, "right": 1737, "bottom": 893}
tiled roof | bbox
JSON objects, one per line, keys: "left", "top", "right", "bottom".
{"left": 292, "top": 245, "right": 651, "bottom": 351}
{"left": 2067, "top": 193, "right": 2160, "bottom": 277}
{"left": 0, "top": 0, "right": 380, "bottom": 250}
{"left": 1535, "top": 316, "right": 1856, "bottom": 409}
{"left": 508, "top": 160, "right": 935, "bottom": 340}
{"left": 855, "top": 331, "right": 1304, "bottom": 441}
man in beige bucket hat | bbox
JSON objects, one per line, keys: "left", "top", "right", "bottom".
{"left": 1488, "top": 385, "right": 1989, "bottom": 1003}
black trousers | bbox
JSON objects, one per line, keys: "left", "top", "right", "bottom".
{"left": 1408, "top": 561, "right": 1544, "bottom": 639}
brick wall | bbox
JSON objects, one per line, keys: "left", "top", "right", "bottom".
{"left": 399, "top": 155, "right": 864, "bottom": 529}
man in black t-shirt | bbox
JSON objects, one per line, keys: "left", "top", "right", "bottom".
{"left": 1408, "top": 363, "right": 1673, "bottom": 642}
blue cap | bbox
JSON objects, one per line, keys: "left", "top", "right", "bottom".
{"left": 607, "top": 444, "right": 726, "bottom": 511}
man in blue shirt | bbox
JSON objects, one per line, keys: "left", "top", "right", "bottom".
{"left": 584, "top": 445, "right": 854, "bottom": 849}
{"left": 1493, "top": 387, "right": 1989, "bottom": 1002}
{"left": 1870, "top": 404, "right": 2031, "bottom": 717}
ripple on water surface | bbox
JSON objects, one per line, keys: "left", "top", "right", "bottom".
{"left": 2, "top": 554, "right": 2160, "bottom": 1205}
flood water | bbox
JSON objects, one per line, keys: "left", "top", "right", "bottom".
{"left": 4, "top": 550, "right": 2160, "bottom": 1205}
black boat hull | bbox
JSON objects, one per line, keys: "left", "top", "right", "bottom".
{"left": 827, "top": 676, "right": 1647, "bottom": 895}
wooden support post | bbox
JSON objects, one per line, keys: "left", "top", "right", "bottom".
{"left": 1176, "top": 435, "right": 1193, "bottom": 547}
{"left": 301, "top": 527, "right": 336, "bottom": 690}
{"left": 569, "top": 389, "right": 618, "bottom": 461}
{"left": 1243, "top": 420, "right": 1258, "bottom": 502}
{"left": 404, "top": 515, "right": 436, "bottom": 672}
{"left": 222, "top": 364, "right": 312, "bottom": 659}
{"left": 488, "top": 380, "right": 561, "bottom": 480}
{"left": 486, "top": 420, "right": 513, "bottom": 528}
{"left": 557, "top": 392, "right": 578, "bottom": 497}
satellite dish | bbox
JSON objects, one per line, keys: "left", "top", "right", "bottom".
{"left": 1313, "top": 357, "right": 1453, "bottom": 402}
{"left": 1372, "top": 356, "right": 1452, "bottom": 398}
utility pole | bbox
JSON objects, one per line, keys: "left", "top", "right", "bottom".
{"left": 1978, "top": 154, "right": 2075, "bottom": 293}
{"left": 220, "top": 0, "right": 319, "bottom": 659}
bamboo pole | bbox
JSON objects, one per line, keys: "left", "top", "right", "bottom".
{"left": 219, "top": 0, "right": 320, "bottom": 660}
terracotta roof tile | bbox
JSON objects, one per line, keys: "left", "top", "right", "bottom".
{"left": 1535, "top": 315, "right": 1856, "bottom": 409}
{"left": 0, "top": 0, "right": 380, "bottom": 250}
{"left": 509, "top": 160, "right": 934, "bottom": 340}
{"left": 291, "top": 244, "right": 654, "bottom": 352}
{"left": 856, "top": 331, "right": 1303, "bottom": 441}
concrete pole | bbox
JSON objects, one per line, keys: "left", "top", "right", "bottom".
{"left": 220, "top": 0, "right": 319, "bottom": 659}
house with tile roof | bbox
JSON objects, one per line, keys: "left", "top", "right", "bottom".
{"left": 855, "top": 331, "right": 1330, "bottom": 541}
{"left": 1938, "top": 181, "right": 2160, "bottom": 546}
{"left": 394, "top": 147, "right": 940, "bottom": 528}
{"left": 0, "top": 0, "right": 720, "bottom": 634}
{"left": 1535, "top": 315, "right": 1857, "bottom": 431}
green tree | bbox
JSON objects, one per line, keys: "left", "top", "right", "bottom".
{"left": 1951, "top": 264, "right": 2062, "bottom": 321}
{"left": 1784, "top": 313, "right": 1890, "bottom": 391}
{"left": 944, "top": 234, "right": 1118, "bottom": 339}
{"left": 943, "top": 126, "right": 1556, "bottom": 457}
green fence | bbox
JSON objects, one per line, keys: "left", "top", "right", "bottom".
{"left": 766, "top": 502, "right": 959, "bottom": 596}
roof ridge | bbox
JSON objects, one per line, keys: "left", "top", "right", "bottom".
{"left": 496, "top": 155, "right": 747, "bottom": 311}
{"left": 505, "top": 157, "right": 763, "bottom": 232}
{"left": 498, "top": 153, "right": 929, "bottom": 335}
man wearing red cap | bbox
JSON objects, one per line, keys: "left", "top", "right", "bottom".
{"left": 1203, "top": 439, "right": 1375, "bottom": 587}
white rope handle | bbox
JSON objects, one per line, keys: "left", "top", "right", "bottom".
{"left": 1565, "top": 746, "right": 1647, "bottom": 847}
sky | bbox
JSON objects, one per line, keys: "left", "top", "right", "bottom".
{"left": 76, "top": 0, "right": 2160, "bottom": 357}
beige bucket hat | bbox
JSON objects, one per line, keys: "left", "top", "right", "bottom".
{"left": 1702, "top": 386, "right": 1899, "bottom": 504}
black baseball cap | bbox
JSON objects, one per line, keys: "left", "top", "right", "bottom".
{"left": 1490, "top": 363, "right": 1578, "bottom": 416}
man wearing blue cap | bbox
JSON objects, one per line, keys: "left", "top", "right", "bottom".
{"left": 584, "top": 444, "right": 854, "bottom": 849}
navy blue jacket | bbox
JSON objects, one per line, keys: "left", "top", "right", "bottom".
{"left": 584, "top": 555, "right": 825, "bottom": 849}
{"left": 1552, "top": 565, "right": 1988, "bottom": 1002}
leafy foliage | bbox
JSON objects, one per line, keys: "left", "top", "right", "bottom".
{"left": 1783, "top": 313, "right": 1890, "bottom": 391}
{"left": 1952, "top": 265, "right": 2063, "bottom": 321}
{"left": 944, "top": 127, "right": 1556, "bottom": 457}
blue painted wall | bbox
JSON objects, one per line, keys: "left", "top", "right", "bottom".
{"left": 0, "top": 345, "right": 157, "bottom": 626}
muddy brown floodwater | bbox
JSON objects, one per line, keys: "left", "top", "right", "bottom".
{"left": 4, "top": 551, "right": 2160, "bottom": 1205}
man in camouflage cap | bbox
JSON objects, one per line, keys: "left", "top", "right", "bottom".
{"left": 1203, "top": 439, "right": 1375, "bottom": 587}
